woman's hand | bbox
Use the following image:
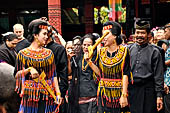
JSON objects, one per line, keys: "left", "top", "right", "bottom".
{"left": 84, "top": 52, "right": 90, "bottom": 61}
{"left": 28, "top": 67, "right": 39, "bottom": 79}
{"left": 67, "top": 50, "right": 75, "bottom": 60}
{"left": 87, "top": 46, "right": 93, "bottom": 59}
{"left": 164, "top": 83, "right": 169, "bottom": 94}
{"left": 119, "top": 95, "right": 128, "bottom": 108}
{"left": 54, "top": 94, "right": 62, "bottom": 105}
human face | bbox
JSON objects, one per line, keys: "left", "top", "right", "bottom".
{"left": 73, "top": 39, "right": 81, "bottom": 53}
{"left": 82, "top": 38, "right": 93, "bottom": 53}
{"left": 102, "top": 30, "right": 116, "bottom": 47}
{"left": 164, "top": 28, "right": 170, "bottom": 40}
{"left": 156, "top": 29, "right": 165, "bottom": 40}
{"left": 14, "top": 27, "right": 24, "bottom": 39}
{"left": 135, "top": 29, "right": 148, "bottom": 45}
{"left": 6, "top": 38, "right": 19, "bottom": 48}
{"left": 66, "top": 41, "right": 73, "bottom": 53}
{"left": 162, "top": 43, "right": 168, "bottom": 52}
{"left": 36, "top": 29, "right": 48, "bottom": 46}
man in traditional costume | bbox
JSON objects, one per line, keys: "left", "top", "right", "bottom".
{"left": 128, "top": 19, "right": 164, "bottom": 113}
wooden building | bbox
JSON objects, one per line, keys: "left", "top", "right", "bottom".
{"left": 0, "top": 0, "right": 170, "bottom": 41}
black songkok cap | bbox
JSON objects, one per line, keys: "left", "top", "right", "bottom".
{"left": 103, "top": 21, "right": 121, "bottom": 36}
{"left": 135, "top": 19, "right": 150, "bottom": 29}
{"left": 28, "top": 19, "right": 48, "bottom": 34}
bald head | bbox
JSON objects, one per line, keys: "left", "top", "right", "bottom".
{"left": 13, "top": 24, "right": 24, "bottom": 39}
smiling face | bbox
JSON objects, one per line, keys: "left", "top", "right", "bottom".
{"left": 102, "top": 30, "right": 116, "bottom": 47}
{"left": 135, "top": 29, "right": 148, "bottom": 45}
{"left": 66, "top": 41, "right": 73, "bottom": 53}
{"left": 35, "top": 29, "right": 48, "bottom": 46}
{"left": 165, "top": 27, "right": 170, "bottom": 40}
{"left": 82, "top": 38, "right": 93, "bottom": 53}
{"left": 73, "top": 39, "right": 81, "bottom": 54}
{"left": 6, "top": 38, "right": 19, "bottom": 48}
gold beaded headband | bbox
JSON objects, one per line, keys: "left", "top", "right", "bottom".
{"left": 39, "top": 25, "right": 48, "bottom": 29}
{"left": 103, "top": 25, "right": 112, "bottom": 30}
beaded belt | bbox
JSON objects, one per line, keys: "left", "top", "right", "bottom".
{"left": 99, "top": 78, "right": 122, "bottom": 88}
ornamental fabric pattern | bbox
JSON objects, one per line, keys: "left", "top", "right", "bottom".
{"left": 48, "top": 0, "right": 62, "bottom": 44}
{"left": 164, "top": 41, "right": 170, "bottom": 86}
{"left": 109, "top": 0, "right": 126, "bottom": 23}
{"left": 97, "top": 45, "right": 127, "bottom": 109}
{"left": 15, "top": 48, "right": 57, "bottom": 113}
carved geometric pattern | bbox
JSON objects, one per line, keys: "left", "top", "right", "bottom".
{"left": 48, "top": 0, "right": 62, "bottom": 44}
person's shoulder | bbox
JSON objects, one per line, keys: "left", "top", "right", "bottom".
{"left": 148, "top": 44, "right": 163, "bottom": 55}
{"left": 54, "top": 42, "right": 65, "bottom": 49}
{"left": 149, "top": 44, "right": 162, "bottom": 51}
{"left": 0, "top": 43, "right": 6, "bottom": 50}
{"left": 127, "top": 43, "right": 136, "bottom": 49}
{"left": 16, "top": 47, "right": 29, "bottom": 57}
{"left": 99, "top": 47, "right": 107, "bottom": 53}
{"left": 43, "top": 47, "right": 53, "bottom": 53}
{"left": 23, "top": 38, "right": 31, "bottom": 44}
{"left": 48, "top": 41, "right": 65, "bottom": 49}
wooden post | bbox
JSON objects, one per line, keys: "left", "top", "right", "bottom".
{"left": 135, "top": 0, "right": 139, "bottom": 18}
{"left": 84, "top": 0, "right": 93, "bottom": 34}
{"left": 48, "top": 0, "right": 62, "bottom": 44}
{"left": 8, "top": 9, "right": 17, "bottom": 31}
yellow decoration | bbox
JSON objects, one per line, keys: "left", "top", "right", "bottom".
{"left": 33, "top": 71, "right": 57, "bottom": 102}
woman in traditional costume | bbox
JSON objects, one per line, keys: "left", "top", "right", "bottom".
{"left": 85, "top": 21, "right": 132, "bottom": 113}
{"left": 14, "top": 19, "right": 61, "bottom": 113}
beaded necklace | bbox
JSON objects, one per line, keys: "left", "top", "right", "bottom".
{"left": 81, "top": 56, "right": 89, "bottom": 71}
{"left": 100, "top": 45, "right": 126, "bottom": 67}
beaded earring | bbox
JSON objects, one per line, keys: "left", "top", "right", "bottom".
{"left": 35, "top": 36, "right": 41, "bottom": 46}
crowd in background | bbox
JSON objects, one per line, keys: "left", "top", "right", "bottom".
{"left": 0, "top": 17, "right": 170, "bottom": 113}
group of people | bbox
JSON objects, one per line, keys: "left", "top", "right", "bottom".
{"left": 0, "top": 17, "right": 169, "bottom": 113}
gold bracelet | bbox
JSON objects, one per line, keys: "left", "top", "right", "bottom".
{"left": 88, "top": 61, "right": 93, "bottom": 66}
{"left": 121, "top": 93, "right": 128, "bottom": 97}
{"left": 56, "top": 92, "right": 61, "bottom": 96}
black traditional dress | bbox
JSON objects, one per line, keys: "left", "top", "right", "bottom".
{"left": 0, "top": 43, "right": 17, "bottom": 66}
{"left": 97, "top": 45, "right": 131, "bottom": 113}
{"left": 68, "top": 49, "right": 98, "bottom": 113}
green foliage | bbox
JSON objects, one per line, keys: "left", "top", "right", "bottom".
{"left": 100, "top": 6, "right": 109, "bottom": 24}
{"left": 94, "top": 8, "right": 99, "bottom": 24}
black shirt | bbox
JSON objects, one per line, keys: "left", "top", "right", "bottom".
{"left": 128, "top": 43, "right": 164, "bottom": 97}
{"left": 0, "top": 43, "right": 17, "bottom": 67}
{"left": 46, "top": 41, "right": 68, "bottom": 98}
{"left": 79, "top": 53, "right": 98, "bottom": 97}
{"left": 15, "top": 38, "right": 30, "bottom": 53}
